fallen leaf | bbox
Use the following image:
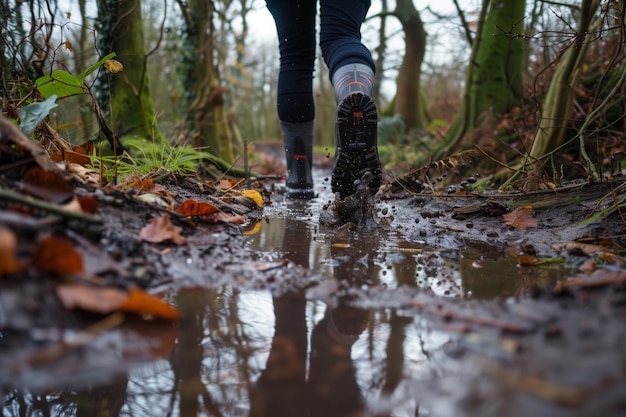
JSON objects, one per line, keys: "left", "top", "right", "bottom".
{"left": 77, "top": 195, "right": 99, "bottom": 214}
{"left": 119, "top": 287, "right": 181, "bottom": 320}
{"left": 502, "top": 206, "right": 538, "bottom": 230}
{"left": 114, "top": 175, "right": 154, "bottom": 193}
{"left": 139, "top": 215, "right": 187, "bottom": 244}
{"left": 176, "top": 199, "right": 220, "bottom": 216}
{"left": 56, "top": 284, "right": 128, "bottom": 314}
{"left": 20, "top": 166, "right": 75, "bottom": 204}
{"left": 598, "top": 251, "right": 626, "bottom": 267}
{"left": 176, "top": 199, "right": 245, "bottom": 224}
{"left": 66, "top": 162, "right": 100, "bottom": 185}
{"left": 55, "top": 285, "right": 180, "bottom": 320}
{"left": 0, "top": 227, "right": 25, "bottom": 275}
{"left": 219, "top": 179, "right": 239, "bottom": 190}
{"left": 50, "top": 142, "right": 92, "bottom": 165}
{"left": 552, "top": 242, "right": 605, "bottom": 255}
{"left": 32, "top": 235, "right": 84, "bottom": 274}
{"left": 518, "top": 254, "right": 538, "bottom": 266}
{"left": 241, "top": 189, "right": 264, "bottom": 208}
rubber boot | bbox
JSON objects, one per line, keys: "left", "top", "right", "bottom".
{"left": 282, "top": 121, "right": 315, "bottom": 199}
{"left": 331, "top": 64, "right": 382, "bottom": 199}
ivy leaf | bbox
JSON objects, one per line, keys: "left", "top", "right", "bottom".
{"left": 17, "top": 95, "right": 58, "bottom": 136}
{"left": 36, "top": 70, "right": 83, "bottom": 99}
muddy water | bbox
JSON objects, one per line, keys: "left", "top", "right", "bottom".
{"left": 2, "top": 181, "right": 580, "bottom": 417}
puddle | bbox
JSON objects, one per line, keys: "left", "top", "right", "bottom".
{"left": 1, "top": 185, "right": 589, "bottom": 417}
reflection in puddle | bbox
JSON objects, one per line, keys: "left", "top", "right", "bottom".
{"left": 2, "top": 213, "right": 576, "bottom": 416}
{"left": 246, "top": 216, "right": 568, "bottom": 299}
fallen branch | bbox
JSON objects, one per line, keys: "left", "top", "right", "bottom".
{"left": 0, "top": 188, "right": 102, "bottom": 224}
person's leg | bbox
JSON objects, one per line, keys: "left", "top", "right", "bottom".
{"left": 319, "top": 0, "right": 382, "bottom": 199}
{"left": 266, "top": 0, "right": 317, "bottom": 199}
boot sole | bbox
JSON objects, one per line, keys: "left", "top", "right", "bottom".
{"left": 331, "top": 92, "right": 382, "bottom": 198}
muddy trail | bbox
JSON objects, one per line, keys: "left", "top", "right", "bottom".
{"left": 1, "top": 136, "right": 626, "bottom": 416}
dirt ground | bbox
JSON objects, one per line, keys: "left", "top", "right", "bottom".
{"left": 1, "top": 136, "right": 626, "bottom": 416}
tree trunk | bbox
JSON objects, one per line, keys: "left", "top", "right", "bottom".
{"left": 393, "top": 0, "right": 427, "bottom": 132}
{"left": 178, "top": 0, "right": 236, "bottom": 164}
{"left": 96, "top": 0, "right": 163, "bottom": 142}
{"left": 469, "top": 0, "right": 525, "bottom": 125}
{"left": 528, "top": 0, "right": 601, "bottom": 171}
{"left": 439, "top": 0, "right": 525, "bottom": 160}
{"left": 373, "top": 0, "right": 388, "bottom": 104}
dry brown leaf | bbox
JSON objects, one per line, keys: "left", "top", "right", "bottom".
{"left": 56, "top": 284, "right": 128, "bottom": 314}
{"left": 50, "top": 142, "right": 93, "bottom": 165}
{"left": 32, "top": 235, "right": 84, "bottom": 274}
{"left": 176, "top": 199, "right": 245, "bottom": 224}
{"left": 66, "top": 162, "right": 100, "bottom": 185}
{"left": 502, "top": 206, "right": 538, "bottom": 230}
{"left": 114, "top": 175, "right": 154, "bottom": 193}
{"left": 139, "top": 215, "right": 187, "bottom": 244}
{"left": 20, "top": 166, "right": 75, "bottom": 204}
{"left": 552, "top": 241, "right": 606, "bottom": 255}
{"left": 0, "top": 227, "right": 25, "bottom": 276}
{"left": 56, "top": 284, "right": 181, "bottom": 321}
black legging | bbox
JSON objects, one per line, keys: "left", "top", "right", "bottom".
{"left": 266, "top": 0, "right": 375, "bottom": 123}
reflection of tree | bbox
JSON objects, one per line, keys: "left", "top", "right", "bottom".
{"left": 170, "top": 286, "right": 261, "bottom": 417}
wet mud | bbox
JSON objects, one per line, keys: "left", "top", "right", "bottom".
{"left": 1, "top": 163, "right": 626, "bottom": 416}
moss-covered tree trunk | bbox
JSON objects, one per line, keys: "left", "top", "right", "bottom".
{"left": 393, "top": 0, "right": 427, "bottom": 131}
{"left": 528, "top": 0, "right": 600, "bottom": 171}
{"left": 177, "top": 0, "right": 235, "bottom": 164}
{"left": 469, "top": 0, "right": 525, "bottom": 126}
{"left": 96, "top": 0, "right": 163, "bottom": 142}
{"left": 438, "top": 0, "right": 525, "bottom": 160}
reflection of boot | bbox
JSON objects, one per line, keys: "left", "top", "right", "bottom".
{"left": 250, "top": 293, "right": 308, "bottom": 417}
{"left": 331, "top": 64, "right": 381, "bottom": 199}
{"left": 282, "top": 121, "right": 314, "bottom": 199}
{"left": 308, "top": 307, "right": 367, "bottom": 417}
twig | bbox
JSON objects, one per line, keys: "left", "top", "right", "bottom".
{"left": 0, "top": 188, "right": 102, "bottom": 224}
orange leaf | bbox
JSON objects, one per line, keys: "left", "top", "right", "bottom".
{"left": 56, "top": 284, "right": 128, "bottom": 314}
{"left": 20, "top": 166, "right": 75, "bottom": 204}
{"left": 0, "top": 227, "right": 25, "bottom": 276}
{"left": 502, "top": 206, "right": 538, "bottom": 230}
{"left": 32, "top": 236, "right": 84, "bottom": 274}
{"left": 176, "top": 199, "right": 220, "bottom": 216}
{"left": 56, "top": 285, "right": 180, "bottom": 320}
{"left": 77, "top": 195, "right": 99, "bottom": 214}
{"left": 176, "top": 199, "right": 245, "bottom": 224}
{"left": 118, "top": 288, "right": 181, "bottom": 320}
{"left": 518, "top": 254, "right": 538, "bottom": 265}
{"left": 139, "top": 215, "right": 187, "bottom": 244}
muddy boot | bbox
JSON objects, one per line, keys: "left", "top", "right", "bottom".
{"left": 282, "top": 121, "right": 315, "bottom": 199}
{"left": 331, "top": 64, "right": 382, "bottom": 199}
